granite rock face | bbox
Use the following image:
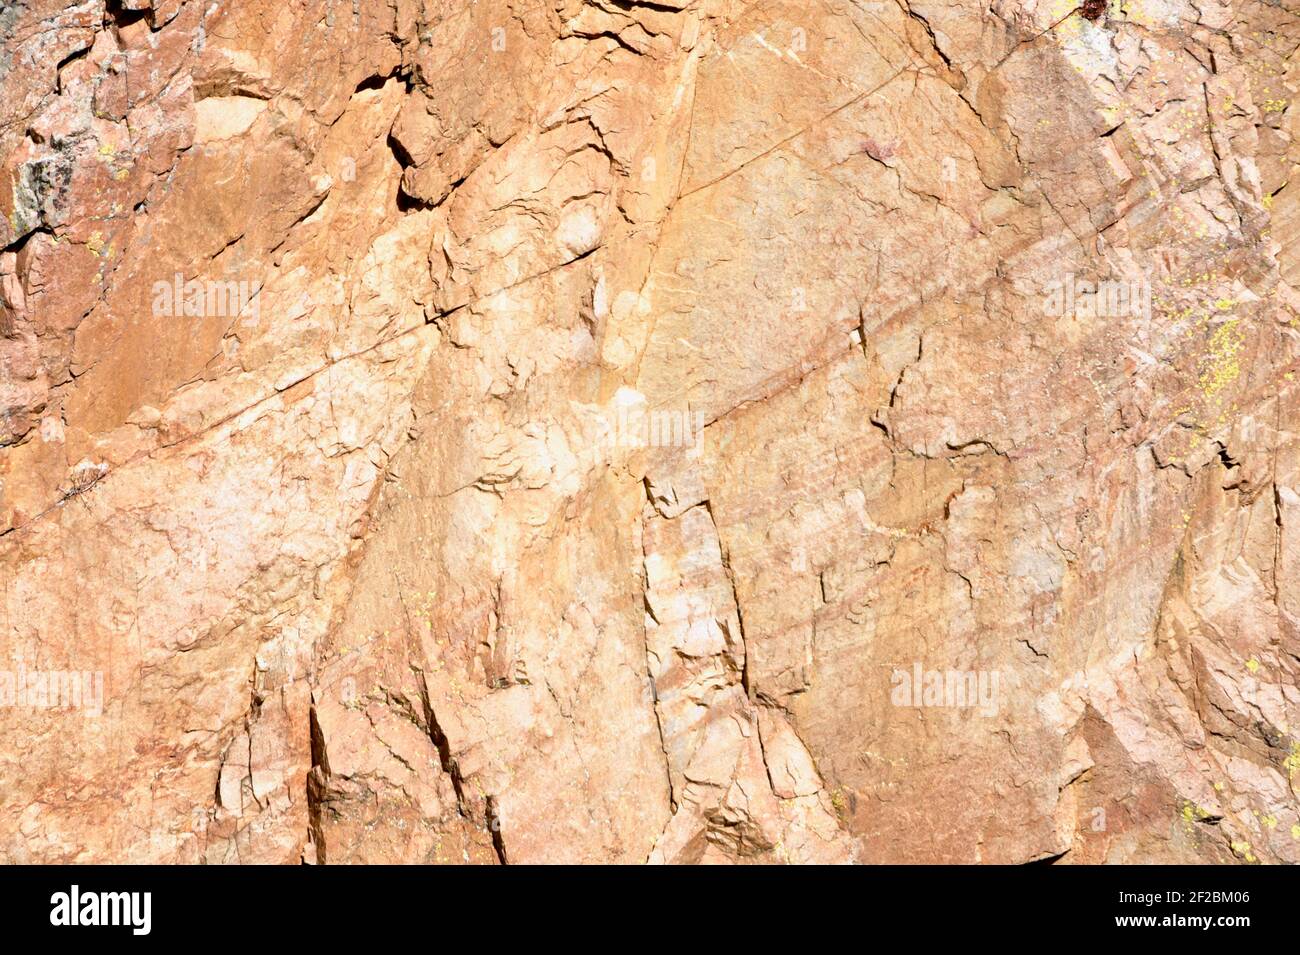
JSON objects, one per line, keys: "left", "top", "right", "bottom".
{"left": 1, "top": 0, "right": 1298, "bottom": 864}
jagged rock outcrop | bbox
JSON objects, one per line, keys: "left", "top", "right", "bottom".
{"left": 1, "top": 0, "right": 1298, "bottom": 864}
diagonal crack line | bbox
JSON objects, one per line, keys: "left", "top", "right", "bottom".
{"left": 639, "top": 489, "right": 677, "bottom": 815}
{"left": 893, "top": 0, "right": 958, "bottom": 77}
{"left": 444, "top": 244, "right": 600, "bottom": 311}
{"left": 0, "top": 246, "right": 606, "bottom": 541}
{"left": 675, "top": 64, "right": 912, "bottom": 203}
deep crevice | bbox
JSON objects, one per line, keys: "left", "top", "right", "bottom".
{"left": 104, "top": 0, "right": 149, "bottom": 33}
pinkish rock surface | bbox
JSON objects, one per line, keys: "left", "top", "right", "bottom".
{"left": 1, "top": 0, "right": 1298, "bottom": 864}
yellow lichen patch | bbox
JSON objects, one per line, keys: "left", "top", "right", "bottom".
{"left": 1229, "top": 840, "right": 1257, "bottom": 863}
{"left": 829, "top": 787, "right": 848, "bottom": 814}
{"left": 1180, "top": 800, "right": 1213, "bottom": 830}
{"left": 1284, "top": 742, "right": 1300, "bottom": 780}
{"left": 1198, "top": 318, "right": 1243, "bottom": 401}
{"left": 86, "top": 232, "right": 104, "bottom": 256}
{"left": 1246, "top": 657, "right": 1260, "bottom": 673}
{"left": 1123, "top": 0, "right": 1160, "bottom": 27}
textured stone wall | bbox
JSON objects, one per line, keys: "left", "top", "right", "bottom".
{"left": 1, "top": 0, "right": 1298, "bottom": 864}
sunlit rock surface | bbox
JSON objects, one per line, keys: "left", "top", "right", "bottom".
{"left": 1, "top": 0, "right": 1298, "bottom": 864}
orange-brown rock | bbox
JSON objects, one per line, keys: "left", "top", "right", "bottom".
{"left": 1, "top": 0, "right": 1298, "bottom": 864}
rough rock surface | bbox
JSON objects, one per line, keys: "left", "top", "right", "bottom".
{"left": 1, "top": 0, "right": 1298, "bottom": 864}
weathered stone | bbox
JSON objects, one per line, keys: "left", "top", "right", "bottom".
{"left": 1, "top": 0, "right": 1298, "bottom": 865}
